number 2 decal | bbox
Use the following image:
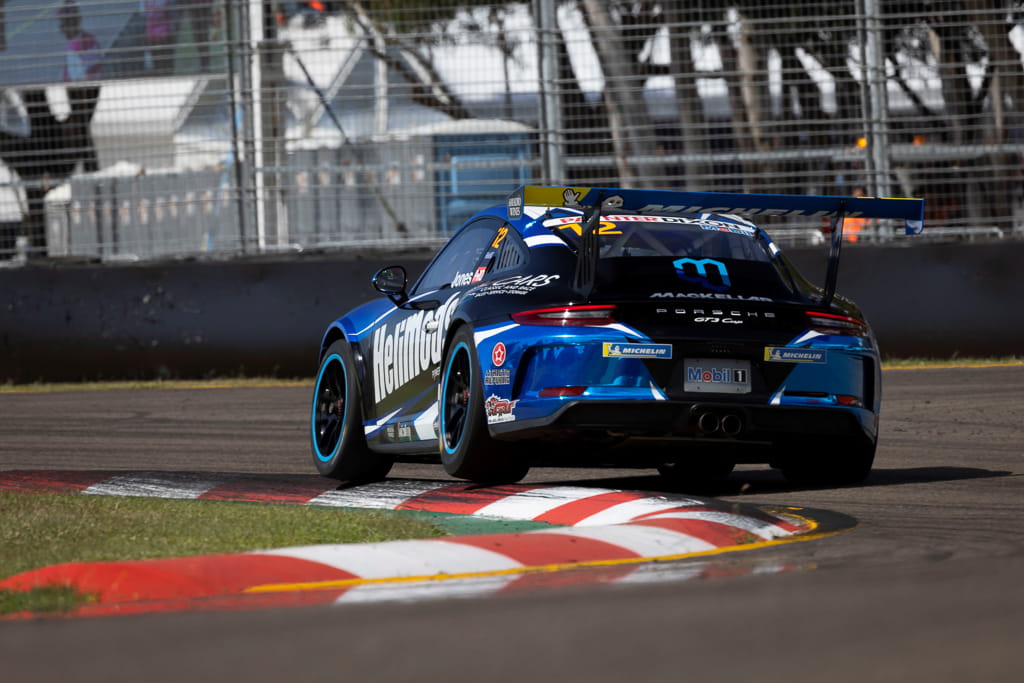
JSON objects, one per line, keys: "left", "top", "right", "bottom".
{"left": 556, "top": 221, "right": 622, "bottom": 237}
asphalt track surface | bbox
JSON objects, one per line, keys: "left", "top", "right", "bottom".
{"left": 1, "top": 366, "right": 1022, "bottom": 682}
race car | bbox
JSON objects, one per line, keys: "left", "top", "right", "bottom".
{"left": 310, "top": 185, "right": 924, "bottom": 486}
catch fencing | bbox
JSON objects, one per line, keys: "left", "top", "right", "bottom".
{"left": 1, "top": 0, "right": 1022, "bottom": 262}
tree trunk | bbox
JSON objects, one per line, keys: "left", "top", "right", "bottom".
{"left": 967, "top": 0, "right": 1024, "bottom": 229}
{"left": 665, "top": 5, "right": 711, "bottom": 190}
{"left": 579, "top": 0, "right": 665, "bottom": 187}
{"left": 717, "top": 16, "right": 766, "bottom": 193}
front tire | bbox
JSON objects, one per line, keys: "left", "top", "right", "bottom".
{"left": 311, "top": 339, "right": 394, "bottom": 482}
{"left": 439, "top": 327, "right": 529, "bottom": 484}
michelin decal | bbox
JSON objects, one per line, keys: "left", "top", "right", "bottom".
{"left": 764, "top": 347, "right": 827, "bottom": 363}
{"left": 602, "top": 342, "right": 673, "bottom": 359}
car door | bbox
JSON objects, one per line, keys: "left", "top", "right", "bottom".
{"left": 365, "top": 216, "right": 504, "bottom": 448}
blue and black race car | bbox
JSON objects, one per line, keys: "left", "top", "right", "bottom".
{"left": 311, "top": 185, "right": 924, "bottom": 486}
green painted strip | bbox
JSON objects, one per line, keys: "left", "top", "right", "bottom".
{"left": 372, "top": 508, "right": 556, "bottom": 536}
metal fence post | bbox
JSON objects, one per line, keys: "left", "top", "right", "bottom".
{"left": 860, "top": 0, "right": 892, "bottom": 202}
{"left": 535, "top": 0, "right": 565, "bottom": 185}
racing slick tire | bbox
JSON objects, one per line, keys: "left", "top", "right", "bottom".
{"left": 311, "top": 339, "right": 394, "bottom": 482}
{"left": 439, "top": 327, "right": 529, "bottom": 484}
{"left": 778, "top": 436, "right": 875, "bottom": 488}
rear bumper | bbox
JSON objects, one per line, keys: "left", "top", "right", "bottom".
{"left": 490, "top": 398, "right": 875, "bottom": 445}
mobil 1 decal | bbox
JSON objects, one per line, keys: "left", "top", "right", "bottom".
{"left": 372, "top": 294, "right": 460, "bottom": 405}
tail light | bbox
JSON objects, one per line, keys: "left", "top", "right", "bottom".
{"left": 805, "top": 311, "right": 868, "bottom": 336}
{"left": 538, "top": 386, "right": 587, "bottom": 398}
{"left": 783, "top": 390, "right": 863, "bottom": 408}
{"left": 512, "top": 304, "right": 617, "bottom": 327}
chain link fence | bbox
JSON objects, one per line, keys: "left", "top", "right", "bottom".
{"left": 1, "top": 0, "right": 1022, "bottom": 263}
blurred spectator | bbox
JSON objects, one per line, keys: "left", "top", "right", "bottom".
{"left": 180, "top": 0, "right": 216, "bottom": 72}
{"left": 58, "top": 1, "right": 102, "bottom": 82}
{"left": 142, "top": 0, "right": 176, "bottom": 74}
{"left": 842, "top": 187, "right": 870, "bottom": 242}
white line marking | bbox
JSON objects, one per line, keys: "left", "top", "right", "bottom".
{"left": 473, "top": 323, "right": 518, "bottom": 344}
{"left": 532, "top": 524, "right": 718, "bottom": 556}
{"left": 524, "top": 234, "right": 565, "bottom": 248}
{"left": 82, "top": 472, "right": 226, "bottom": 499}
{"left": 306, "top": 479, "right": 446, "bottom": 510}
{"left": 635, "top": 511, "right": 795, "bottom": 540}
{"left": 261, "top": 538, "right": 523, "bottom": 578}
{"left": 413, "top": 401, "right": 438, "bottom": 440}
{"left": 470, "top": 486, "right": 621, "bottom": 521}
{"left": 573, "top": 497, "right": 702, "bottom": 527}
{"left": 363, "top": 408, "right": 401, "bottom": 436}
{"left": 335, "top": 574, "right": 519, "bottom": 604}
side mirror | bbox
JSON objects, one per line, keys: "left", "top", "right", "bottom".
{"left": 372, "top": 265, "right": 408, "bottom": 304}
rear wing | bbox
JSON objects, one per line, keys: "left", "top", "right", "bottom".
{"left": 507, "top": 185, "right": 925, "bottom": 304}
{"left": 507, "top": 185, "right": 924, "bottom": 234}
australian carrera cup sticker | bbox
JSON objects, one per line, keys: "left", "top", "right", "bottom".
{"left": 484, "top": 368, "right": 511, "bottom": 385}
{"left": 764, "top": 347, "right": 828, "bottom": 363}
{"left": 602, "top": 342, "right": 673, "bottom": 359}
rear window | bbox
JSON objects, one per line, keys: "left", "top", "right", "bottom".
{"left": 541, "top": 212, "right": 796, "bottom": 300}
{"left": 542, "top": 213, "right": 773, "bottom": 262}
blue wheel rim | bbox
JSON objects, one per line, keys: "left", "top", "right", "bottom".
{"left": 312, "top": 353, "right": 347, "bottom": 462}
{"left": 441, "top": 341, "right": 471, "bottom": 455}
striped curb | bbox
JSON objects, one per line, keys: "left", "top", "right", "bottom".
{"left": 0, "top": 469, "right": 806, "bottom": 529}
{"left": 0, "top": 470, "right": 827, "bottom": 618}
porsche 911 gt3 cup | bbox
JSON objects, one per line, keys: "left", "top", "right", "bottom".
{"left": 311, "top": 185, "right": 924, "bottom": 486}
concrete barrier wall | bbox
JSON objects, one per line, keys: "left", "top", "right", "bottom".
{"left": 2, "top": 242, "right": 1022, "bottom": 383}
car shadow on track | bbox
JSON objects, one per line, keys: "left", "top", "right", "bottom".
{"left": 536, "top": 465, "right": 1014, "bottom": 498}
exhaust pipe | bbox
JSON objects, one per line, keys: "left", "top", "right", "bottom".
{"left": 696, "top": 411, "right": 720, "bottom": 434}
{"left": 720, "top": 413, "right": 743, "bottom": 437}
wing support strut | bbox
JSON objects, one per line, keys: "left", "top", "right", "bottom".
{"left": 823, "top": 199, "right": 847, "bottom": 308}
{"left": 572, "top": 192, "right": 604, "bottom": 299}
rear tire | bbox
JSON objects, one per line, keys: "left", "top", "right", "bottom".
{"left": 778, "top": 437, "right": 875, "bottom": 488}
{"left": 310, "top": 339, "right": 394, "bottom": 482}
{"left": 439, "top": 327, "right": 529, "bottom": 484}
